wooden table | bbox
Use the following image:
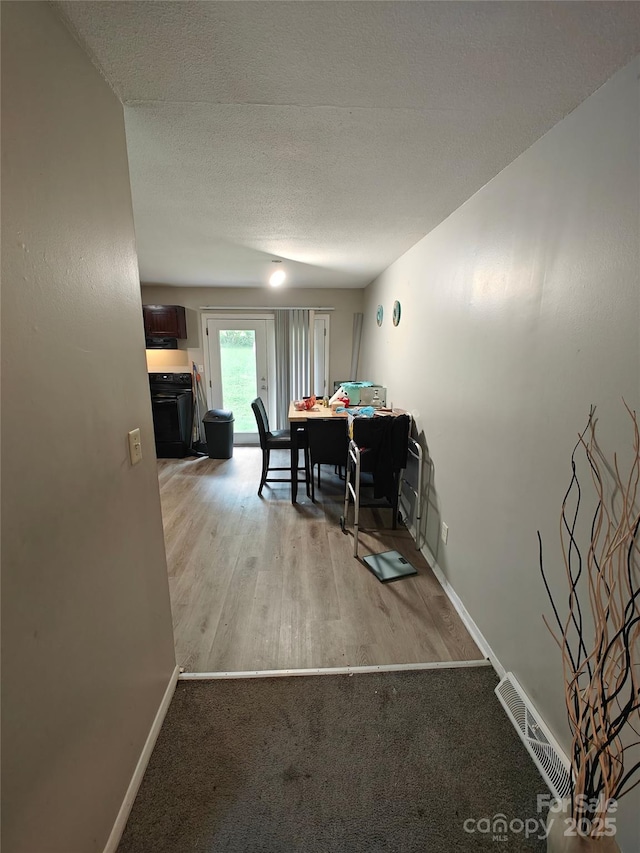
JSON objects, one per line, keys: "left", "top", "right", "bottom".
{"left": 288, "top": 402, "right": 347, "bottom": 503}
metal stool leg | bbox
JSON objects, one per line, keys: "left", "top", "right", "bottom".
{"left": 340, "top": 441, "right": 362, "bottom": 557}
{"left": 342, "top": 460, "right": 351, "bottom": 525}
{"left": 352, "top": 445, "right": 361, "bottom": 557}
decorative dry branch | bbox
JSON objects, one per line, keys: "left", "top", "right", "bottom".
{"left": 538, "top": 403, "right": 640, "bottom": 834}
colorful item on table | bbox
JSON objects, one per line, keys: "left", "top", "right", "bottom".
{"left": 336, "top": 406, "right": 375, "bottom": 417}
{"left": 294, "top": 396, "right": 317, "bottom": 411}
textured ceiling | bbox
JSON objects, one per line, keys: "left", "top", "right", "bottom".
{"left": 57, "top": 1, "right": 640, "bottom": 288}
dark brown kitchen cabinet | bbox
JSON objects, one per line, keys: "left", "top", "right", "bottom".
{"left": 142, "top": 305, "right": 187, "bottom": 339}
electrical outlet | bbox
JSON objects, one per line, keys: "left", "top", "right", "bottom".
{"left": 128, "top": 428, "right": 142, "bottom": 465}
{"left": 441, "top": 521, "right": 449, "bottom": 544}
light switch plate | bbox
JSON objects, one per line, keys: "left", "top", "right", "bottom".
{"left": 128, "top": 428, "right": 142, "bottom": 465}
{"left": 441, "top": 521, "right": 449, "bottom": 544}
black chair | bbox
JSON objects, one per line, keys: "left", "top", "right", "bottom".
{"left": 305, "top": 418, "right": 349, "bottom": 502}
{"left": 251, "top": 398, "right": 309, "bottom": 497}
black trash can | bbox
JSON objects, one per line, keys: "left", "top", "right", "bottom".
{"left": 203, "top": 409, "right": 234, "bottom": 459}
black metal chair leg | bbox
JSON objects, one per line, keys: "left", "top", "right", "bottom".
{"left": 258, "top": 448, "right": 270, "bottom": 496}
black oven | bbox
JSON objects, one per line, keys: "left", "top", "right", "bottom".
{"left": 149, "top": 372, "right": 193, "bottom": 458}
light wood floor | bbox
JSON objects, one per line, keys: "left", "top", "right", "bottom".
{"left": 158, "top": 448, "right": 482, "bottom": 672}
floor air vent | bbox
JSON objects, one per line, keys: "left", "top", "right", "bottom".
{"left": 495, "top": 672, "right": 572, "bottom": 800}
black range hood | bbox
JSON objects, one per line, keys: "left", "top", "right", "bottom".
{"left": 145, "top": 336, "right": 178, "bottom": 349}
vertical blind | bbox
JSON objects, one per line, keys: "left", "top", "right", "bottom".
{"left": 274, "top": 310, "right": 291, "bottom": 430}
{"left": 274, "top": 308, "right": 312, "bottom": 428}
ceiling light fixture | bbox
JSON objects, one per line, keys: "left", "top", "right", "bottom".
{"left": 269, "top": 260, "right": 286, "bottom": 287}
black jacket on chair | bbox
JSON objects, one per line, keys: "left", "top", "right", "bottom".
{"left": 352, "top": 414, "right": 410, "bottom": 500}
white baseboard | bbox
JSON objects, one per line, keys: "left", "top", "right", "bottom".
{"left": 409, "top": 524, "right": 506, "bottom": 679}
{"left": 103, "top": 665, "right": 179, "bottom": 853}
{"left": 179, "top": 659, "right": 491, "bottom": 680}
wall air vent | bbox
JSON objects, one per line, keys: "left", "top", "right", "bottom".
{"left": 495, "top": 672, "right": 572, "bottom": 800}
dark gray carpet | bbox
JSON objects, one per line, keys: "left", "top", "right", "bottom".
{"left": 118, "top": 667, "right": 548, "bottom": 852}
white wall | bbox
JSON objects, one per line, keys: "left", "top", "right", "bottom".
{"left": 140, "top": 284, "right": 364, "bottom": 391}
{"left": 1, "top": 4, "right": 176, "bottom": 851}
{"left": 360, "top": 58, "right": 639, "bottom": 850}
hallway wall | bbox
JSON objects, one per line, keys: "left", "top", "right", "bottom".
{"left": 1, "top": 4, "right": 176, "bottom": 851}
{"left": 359, "top": 58, "right": 640, "bottom": 850}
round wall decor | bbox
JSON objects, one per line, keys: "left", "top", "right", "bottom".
{"left": 376, "top": 304, "right": 384, "bottom": 326}
{"left": 392, "top": 300, "right": 401, "bottom": 326}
